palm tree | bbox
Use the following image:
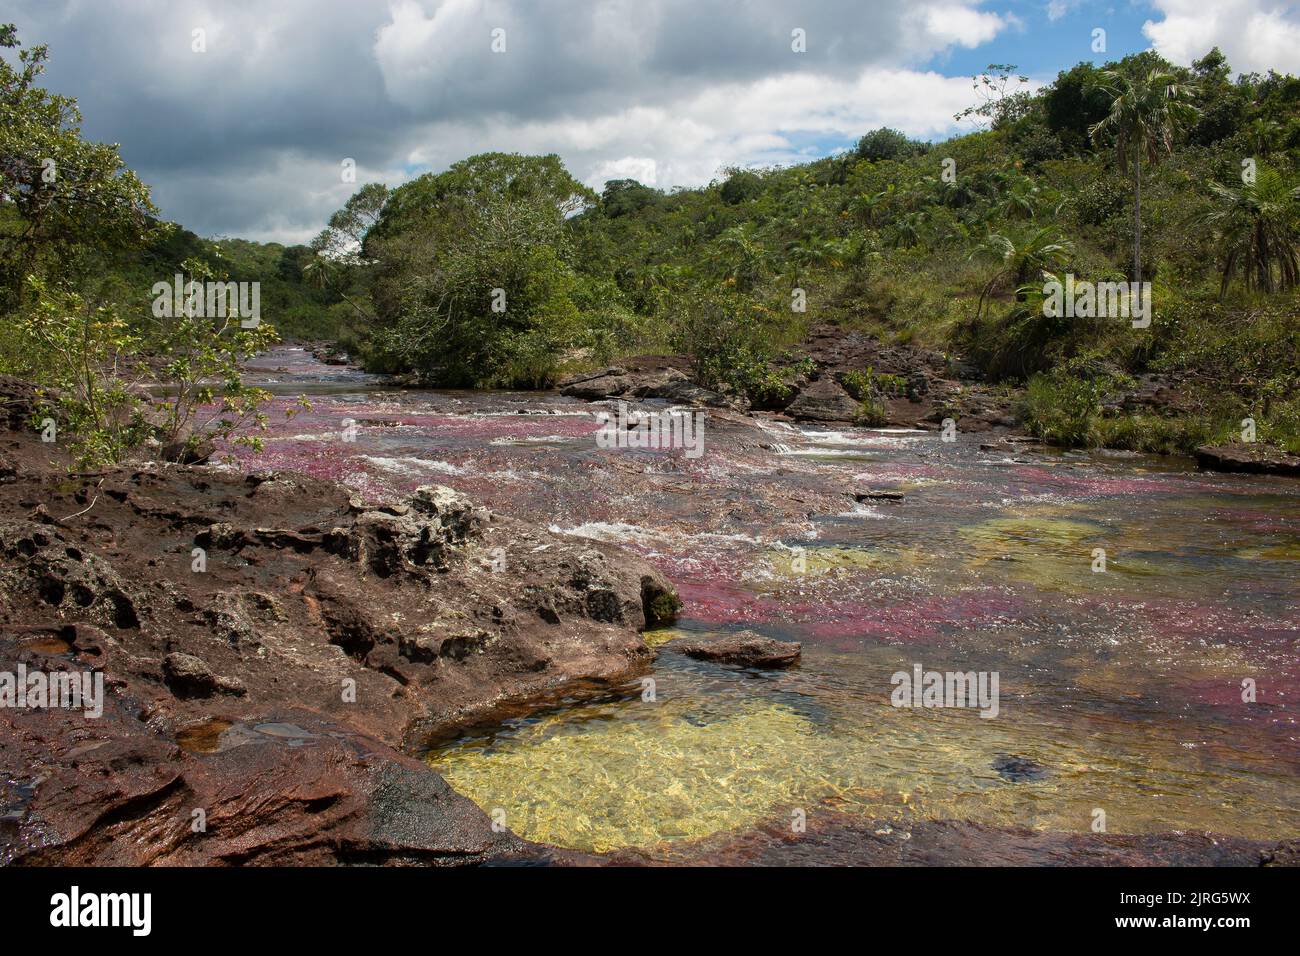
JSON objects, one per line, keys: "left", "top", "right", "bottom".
{"left": 972, "top": 227, "right": 1074, "bottom": 322}
{"left": 713, "top": 224, "right": 768, "bottom": 291}
{"left": 1088, "top": 68, "right": 1197, "bottom": 285}
{"left": 1200, "top": 167, "right": 1300, "bottom": 296}
{"left": 303, "top": 254, "right": 376, "bottom": 322}
{"left": 996, "top": 178, "right": 1040, "bottom": 221}
{"left": 888, "top": 211, "right": 926, "bottom": 249}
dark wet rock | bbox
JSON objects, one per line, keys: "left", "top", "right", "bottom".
{"left": 786, "top": 377, "right": 861, "bottom": 423}
{"left": 665, "top": 630, "right": 801, "bottom": 668}
{"left": 1262, "top": 839, "right": 1300, "bottom": 866}
{"left": 654, "top": 379, "right": 733, "bottom": 408}
{"left": 851, "top": 489, "right": 905, "bottom": 502}
{"left": 992, "top": 755, "right": 1049, "bottom": 782}
{"left": 560, "top": 362, "right": 735, "bottom": 408}
{"left": 161, "top": 438, "right": 215, "bottom": 465}
{"left": 1195, "top": 443, "right": 1300, "bottom": 477}
{"left": 307, "top": 342, "right": 352, "bottom": 366}
{"left": 163, "top": 652, "right": 246, "bottom": 699}
{"left": 560, "top": 371, "right": 636, "bottom": 400}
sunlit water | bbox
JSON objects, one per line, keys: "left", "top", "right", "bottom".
{"left": 233, "top": 347, "right": 1300, "bottom": 858}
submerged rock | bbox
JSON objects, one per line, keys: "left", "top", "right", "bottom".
{"left": 992, "top": 755, "right": 1049, "bottom": 782}
{"left": 851, "top": 488, "right": 905, "bottom": 502}
{"left": 665, "top": 630, "right": 801, "bottom": 668}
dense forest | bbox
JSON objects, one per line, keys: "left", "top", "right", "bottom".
{"left": 3, "top": 21, "right": 1299, "bottom": 465}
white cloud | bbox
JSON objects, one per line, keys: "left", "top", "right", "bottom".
{"left": 3, "top": 0, "right": 1022, "bottom": 240}
{"left": 403, "top": 66, "right": 983, "bottom": 194}
{"left": 1144, "top": 0, "right": 1300, "bottom": 74}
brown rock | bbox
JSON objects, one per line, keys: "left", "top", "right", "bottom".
{"left": 163, "top": 652, "right": 247, "bottom": 699}
{"left": 786, "top": 377, "right": 860, "bottom": 423}
{"left": 1195, "top": 443, "right": 1300, "bottom": 476}
{"left": 665, "top": 630, "right": 801, "bottom": 668}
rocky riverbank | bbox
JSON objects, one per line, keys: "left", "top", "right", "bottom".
{"left": 0, "top": 375, "right": 675, "bottom": 865}
{"left": 558, "top": 323, "right": 1300, "bottom": 476}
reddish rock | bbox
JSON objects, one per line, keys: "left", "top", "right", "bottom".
{"left": 1195, "top": 443, "right": 1300, "bottom": 476}
{"left": 0, "top": 406, "right": 681, "bottom": 865}
{"left": 785, "top": 377, "right": 860, "bottom": 423}
{"left": 664, "top": 630, "right": 801, "bottom": 668}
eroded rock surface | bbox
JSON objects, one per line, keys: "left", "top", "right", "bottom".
{"left": 0, "top": 404, "right": 678, "bottom": 865}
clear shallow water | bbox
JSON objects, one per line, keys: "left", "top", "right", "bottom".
{"left": 235, "top": 347, "right": 1300, "bottom": 858}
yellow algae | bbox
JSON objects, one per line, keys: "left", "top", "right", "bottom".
{"left": 642, "top": 627, "right": 687, "bottom": 648}
{"left": 430, "top": 658, "right": 1300, "bottom": 852}
{"left": 431, "top": 699, "right": 819, "bottom": 852}
{"left": 1237, "top": 542, "right": 1300, "bottom": 561}
{"left": 759, "top": 544, "right": 906, "bottom": 580}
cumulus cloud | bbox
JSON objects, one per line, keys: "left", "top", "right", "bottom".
{"left": 6, "top": 0, "right": 1294, "bottom": 243}
{"left": 1144, "top": 0, "right": 1300, "bottom": 74}
{"left": 2, "top": 0, "right": 1021, "bottom": 240}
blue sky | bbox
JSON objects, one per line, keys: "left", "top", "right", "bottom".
{"left": 937, "top": 1, "right": 1161, "bottom": 79}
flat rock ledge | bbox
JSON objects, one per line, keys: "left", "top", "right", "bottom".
{"left": 663, "top": 630, "right": 801, "bottom": 669}
{"left": 1196, "top": 443, "right": 1300, "bottom": 476}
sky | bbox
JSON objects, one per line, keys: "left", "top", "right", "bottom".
{"left": 5, "top": 0, "right": 1300, "bottom": 244}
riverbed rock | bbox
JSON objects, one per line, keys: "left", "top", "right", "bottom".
{"left": 1195, "top": 443, "right": 1300, "bottom": 477}
{"left": 0, "top": 400, "right": 681, "bottom": 865}
{"left": 785, "top": 377, "right": 861, "bottom": 423}
{"left": 851, "top": 488, "right": 905, "bottom": 502}
{"left": 560, "top": 363, "right": 734, "bottom": 408}
{"left": 560, "top": 369, "right": 636, "bottom": 400}
{"left": 665, "top": 630, "right": 801, "bottom": 668}
{"left": 991, "top": 755, "right": 1049, "bottom": 782}
{"left": 163, "top": 652, "right": 247, "bottom": 699}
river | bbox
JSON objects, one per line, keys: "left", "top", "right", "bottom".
{"left": 230, "top": 345, "right": 1300, "bottom": 863}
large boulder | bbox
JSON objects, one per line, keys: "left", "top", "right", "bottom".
{"left": 0, "top": 457, "right": 681, "bottom": 864}
{"left": 786, "top": 377, "right": 861, "bottom": 423}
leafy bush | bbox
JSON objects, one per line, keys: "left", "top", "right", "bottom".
{"left": 854, "top": 128, "right": 929, "bottom": 163}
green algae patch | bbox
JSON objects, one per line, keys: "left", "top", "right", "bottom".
{"left": 956, "top": 512, "right": 1180, "bottom": 592}
{"left": 760, "top": 544, "right": 908, "bottom": 580}
{"left": 1237, "top": 542, "right": 1300, "bottom": 561}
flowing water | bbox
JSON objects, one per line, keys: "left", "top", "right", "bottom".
{"left": 233, "top": 346, "right": 1300, "bottom": 861}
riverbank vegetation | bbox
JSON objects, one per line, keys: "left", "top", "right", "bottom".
{"left": 4, "top": 20, "right": 1298, "bottom": 463}
{"left": 303, "top": 49, "right": 1300, "bottom": 457}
